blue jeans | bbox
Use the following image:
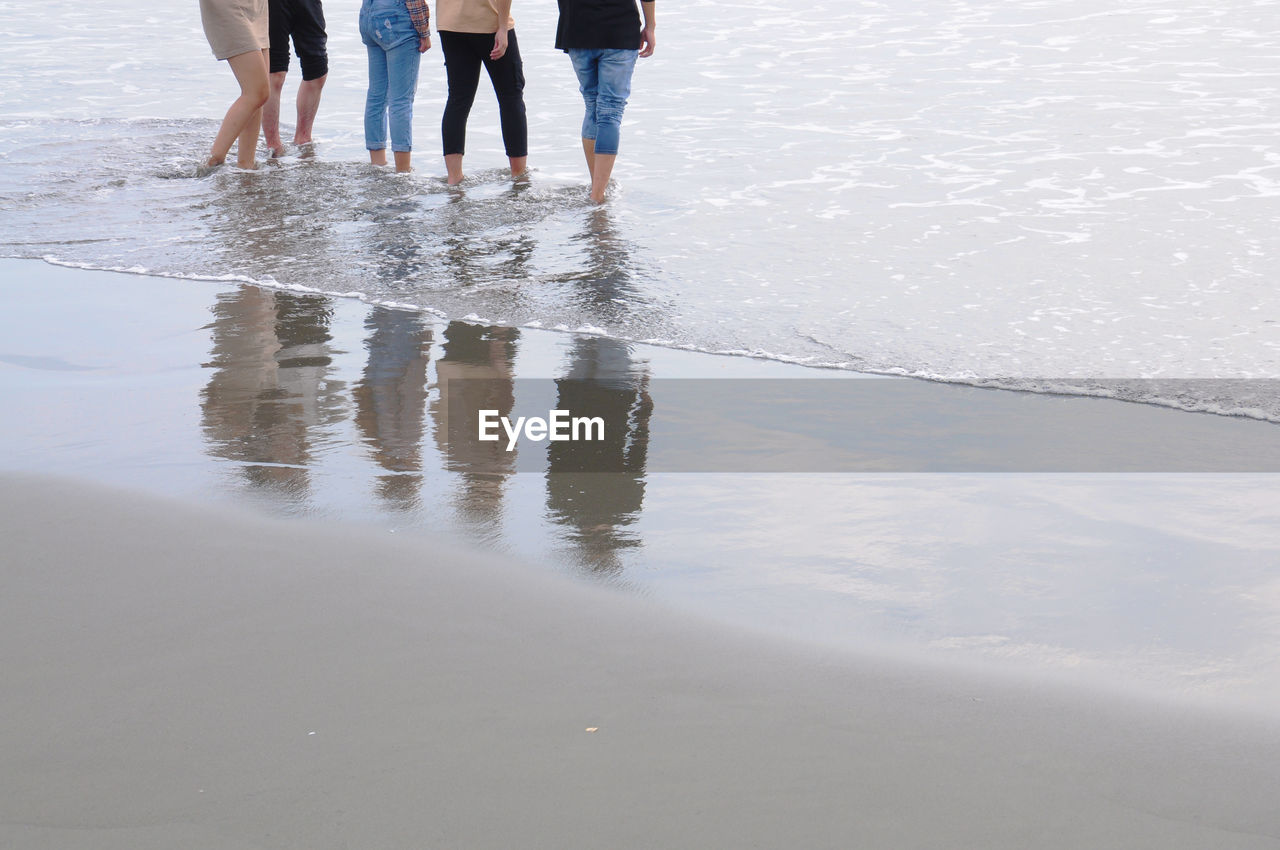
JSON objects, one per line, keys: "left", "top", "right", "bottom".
{"left": 360, "top": 0, "right": 421, "bottom": 152}
{"left": 568, "top": 48, "right": 637, "bottom": 157}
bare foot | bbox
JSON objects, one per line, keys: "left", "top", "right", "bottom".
{"left": 445, "top": 153, "right": 465, "bottom": 185}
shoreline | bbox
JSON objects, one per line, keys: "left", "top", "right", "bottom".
{"left": 24, "top": 254, "right": 1280, "bottom": 426}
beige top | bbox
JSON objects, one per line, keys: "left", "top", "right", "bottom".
{"left": 436, "top": 0, "right": 514, "bottom": 33}
{"left": 199, "top": 0, "right": 269, "bottom": 61}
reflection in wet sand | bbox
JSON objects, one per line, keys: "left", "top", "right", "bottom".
{"left": 546, "top": 337, "right": 653, "bottom": 576}
{"left": 432, "top": 321, "right": 520, "bottom": 534}
{"left": 200, "top": 288, "right": 344, "bottom": 508}
{"left": 353, "top": 308, "right": 432, "bottom": 512}
{"left": 546, "top": 208, "right": 652, "bottom": 575}
{"left": 195, "top": 203, "right": 657, "bottom": 571}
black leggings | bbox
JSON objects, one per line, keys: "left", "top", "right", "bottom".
{"left": 439, "top": 30, "right": 528, "bottom": 158}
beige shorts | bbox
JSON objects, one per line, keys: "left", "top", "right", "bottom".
{"left": 199, "top": 0, "right": 270, "bottom": 61}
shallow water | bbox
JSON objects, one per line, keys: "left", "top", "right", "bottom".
{"left": 3, "top": 0, "right": 1280, "bottom": 417}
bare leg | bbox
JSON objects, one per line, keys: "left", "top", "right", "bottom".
{"left": 235, "top": 104, "right": 264, "bottom": 169}
{"left": 262, "top": 71, "right": 287, "bottom": 155}
{"left": 209, "top": 49, "right": 271, "bottom": 168}
{"left": 590, "top": 153, "right": 615, "bottom": 204}
{"left": 394, "top": 151, "right": 412, "bottom": 173}
{"left": 508, "top": 155, "right": 527, "bottom": 178}
{"left": 445, "top": 153, "right": 465, "bottom": 184}
{"left": 581, "top": 138, "right": 596, "bottom": 180}
{"left": 293, "top": 74, "right": 326, "bottom": 145}
{"left": 370, "top": 149, "right": 388, "bottom": 166}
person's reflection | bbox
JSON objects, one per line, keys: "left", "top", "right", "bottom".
{"left": 352, "top": 307, "right": 432, "bottom": 512}
{"left": 564, "top": 205, "right": 642, "bottom": 321}
{"left": 435, "top": 180, "right": 537, "bottom": 304}
{"left": 356, "top": 167, "right": 436, "bottom": 286}
{"left": 200, "top": 286, "right": 344, "bottom": 509}
{"left": 205, "top": 168, "right": 338, "bottom": 281}
{"left": 430, "top": 321, "right": 520, "bottom": 533}
{"left": 545, "top": 208, "right": 653, "bottom": 576}
{"left": 546, "top": 337, "right": 652, "bottom": 576}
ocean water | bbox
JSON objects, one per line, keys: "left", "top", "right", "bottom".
{"left": 3, "top": 0, "right": 1280, "bottom": 416}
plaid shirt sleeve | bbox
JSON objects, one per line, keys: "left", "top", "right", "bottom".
{"left": 406, "top": 0, "right": 431, "bottom": 37}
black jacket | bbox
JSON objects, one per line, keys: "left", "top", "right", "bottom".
{"left": 555, "top": 0, "right": 644, "bottom": 51}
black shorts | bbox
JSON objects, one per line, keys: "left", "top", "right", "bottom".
{"left": 269, "top": 0, "right": 328, "bottom": 79}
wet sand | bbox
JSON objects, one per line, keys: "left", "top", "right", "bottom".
{"left": 3, "top": 258, "right": 1280, "bottom": 846}
{"left": 3, "top": 472, "right": 1280, "bottom": 849}
{"left": 4, "top": 257, "right": 1280, "bottom": 706}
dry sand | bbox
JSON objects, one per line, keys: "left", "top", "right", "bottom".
{"left": 3, "top": 473, "right": 1279, "bottom": 849}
